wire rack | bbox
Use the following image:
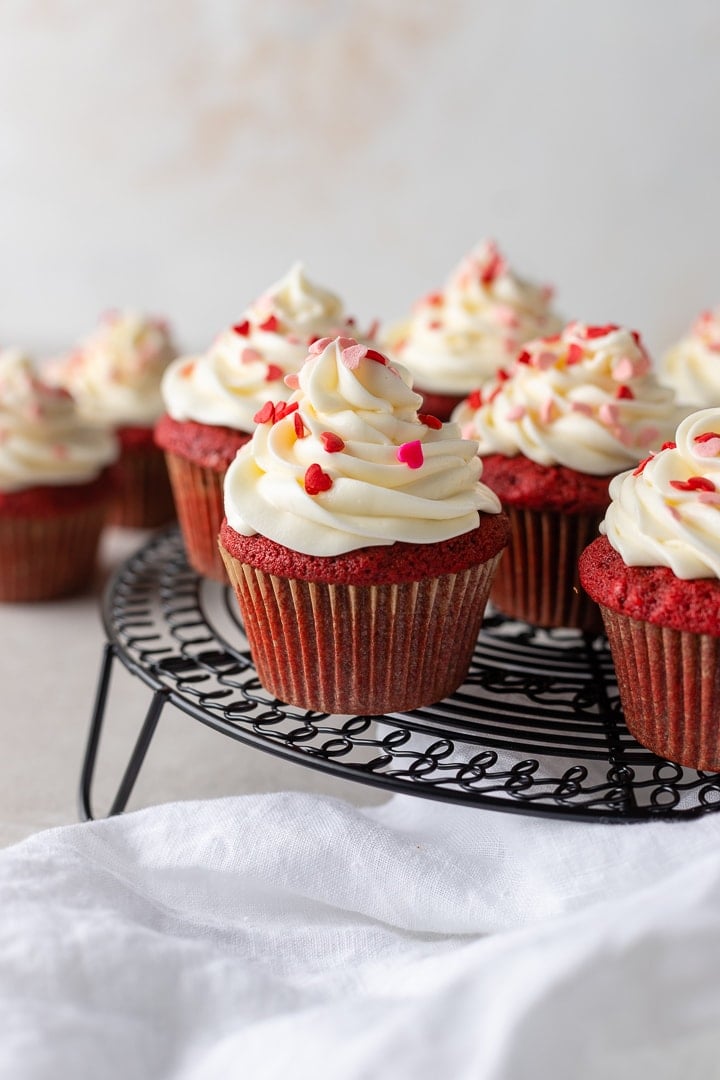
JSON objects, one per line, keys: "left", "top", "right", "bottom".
{"left": 79, "top": 526, "right": 720, "bottom": 823}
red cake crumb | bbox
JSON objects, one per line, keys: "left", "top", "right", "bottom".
{"left": 579, "top": 536, "right": 720, "bottom": 637}
{"left": 481, "top": 453, "right": 613, "bottom": 515}
{"left": 220, "top": 512, "right": 509, "bottom": 586}
{"left": 0, "top": 470, "right": 114, "bottom": 517}
{"left": 154, "top": 414, "right": 251, "bottom": 471}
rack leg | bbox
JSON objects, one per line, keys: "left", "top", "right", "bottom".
{"left": 78, "top": 643, "right": 167, "bottom": 821}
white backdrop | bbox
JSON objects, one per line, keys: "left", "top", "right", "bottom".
{"left": 0, "top": 0, "right": 718, "bottom": 359}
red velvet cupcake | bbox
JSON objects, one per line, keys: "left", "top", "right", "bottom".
{"left": 44, "top": 310, "right": 178, "bottom": 528}
{"left": 0, "top": 350, "right": 118, "bottom": 601}
{"left": 157, "top": 264, "right": 374, "bottom": 581}
{"left": 453, "top": 322, "right": 682, "bottom": 630}
{"left": 219, "top": 337, "right": 508, "bottom": 715}
{"left": 580, "top": 408, "right": 720, "bottom": 769}
{"left": 384, "top": 241, "right": 561, "bottom": 419}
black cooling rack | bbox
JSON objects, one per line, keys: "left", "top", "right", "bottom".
{"left": 78, "top": 526, "right": 720, "bottom": 823}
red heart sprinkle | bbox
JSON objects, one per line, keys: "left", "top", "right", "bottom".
{"left": 584, "top": 324, "right": 620, "bottom": 339}
{"left": 670, "top": 476, "right": 716, "bottom": 492}
{"left": 615, "top": 385, "right": 634, "bottom": 400}
{"left": 633, "top": 455, "right": 653, "bottom": 476}
{"left": 320, "top": 431, "right": 345, "bottom": 453}
{"left": 418, "top": 413, "right": 442, "bottom": 430}
{"left": 294, "top": 412, "right": 306, "bottom": 438}
{"left": 275, "top": 401, "right": 298, "bottom": 421}
{"left": 566, "top": 343, "right": 584, "bottom": 365}
{"left": 516, "top": 350, "right": 531, "bottom": 365}
{"left": 468, "top": 389, "right": 483, "bottom": 409}
{"left": 232, "top": 320, "right": 250, "bottom": 336}
{"left": 396, "top": 440, "right": 424, "bottom": 469}
{"left": 253, "top": 401, "right": 275, "bottom": 424}
{"left": 259, "top": 314, "right": 280, "bottom": 333}
{"left": 365, "top": 348, "right": 388, "bottom": 365}
{"left": 425, "top": 291, "right": 443, "bottom": 307}
{"left": 661, "top": 441, "right": 677, "bottom": 451}
{"left": 265, "top": 364, "right": 283, "bottom": 382}
{"left": 304, "top": 463, "right": 333, "bottom": 495}
{"left": 497, "top": 368, "right": 510, "bottom": 382}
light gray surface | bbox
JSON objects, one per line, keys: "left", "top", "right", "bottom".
{"left": 0, "top": 528, "right": 386, "bottom": 849}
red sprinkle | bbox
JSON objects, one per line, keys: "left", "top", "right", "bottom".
{"left": 633, "top": 455, "right": 653, "bottom": 476}
{"left": 695, "top": 431, "right": 720, "bottom": 443}
{"left": 428, "top": 320, "right": 443, "bottom": 330}
{"left": 480, "top": 249, "right": 505, "bottom": 285}
{"left": 293, "top": 412, "right": 306, "bottom": 439}
{"left": 661, "top": 441, "right": 677, "bottom": 451}
{"left": 232, "top": 320, "right": 250, "bottom": 336}
{"left": 418, "top": 413, "right": 442, "bottom": 430}
{"left": 615, "top": 385, "right": 634, "bottom": 400}
{"left": 425, "top": 291, "right": 443, "bottom": 307}
{"left": 365, "top": 348, "right": 388, "bottom": 365}
{"left": 265, "top": 364, "right": 284, "bottom": 382}
{"left": 304, "top": 463, "right": 333, "bottom": 495}
{"left": 670, "top": 476, "right": 716, "bottom": 492}
{"left": 253, "top": 401, "right": 275, "bottom": 425}
{"left": 468, "top": 389, "right": 483, "bottom": 409}
{"left": 497, "top": 368, "right": 510, "bottom": 382}
{"left": 396, "top": 440, "right": 424, "bottom": 469}
{"left": 320, "top": 431, "right": 345, "bottom": 453}
{"left": 275, "top": 401, "right": 299, "bottom": 421}
{"left": 516, "top": 350, "right": 531, "bottom": 365}
{"left": 584, "top": 324, "right": 620, "bottom": 339}
{"left": 259, "top": 314, "right": 280, "bottom": 333}
{"left": 566, "top": 343, "right": 584, "bottom": 365}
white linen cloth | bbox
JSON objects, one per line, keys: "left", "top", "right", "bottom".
{"left": 2, "top": 791, "right": 720, "bottom": 1079}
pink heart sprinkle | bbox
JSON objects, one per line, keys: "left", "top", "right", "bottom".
{"left": 337, "top": 337, "right": 358, "bottom": 351}
{"left": 308, "top": 336, "right": 332, "bottom": 355}
{"left": 341, "top": 344, "right": 368, "bottom": 370}
{"left": 695, "top": 437, "right": 720, "bottom": 457}
{"left": 612, "top": 357, "right": 637, "bottom": 382}
{"left": 241, "top": 348, "right": 263, "bottom": 365}
{"left": 599, "top": 403, "right": 620, "bottom": 426}
{"left": 540, "top": 398, "right": 556, "bottom": 424}
{"left": 571, "top": 402, "right": 593, "bottom": 416}
{"left": 284, "top": 372, "right": 300, "bottom": 389}
{"left": 534, "top": 351, "right": 557, "bottom": 371}
{"left": 396, "top": 440, "right": 424, "bottom": 469}
{"left": 506, "top": 405, "right": 526, "bottom": 421}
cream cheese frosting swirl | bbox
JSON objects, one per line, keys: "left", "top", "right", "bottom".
{"left": 224, "top": 337, "right": 501, "bottom": 556}
{"left": 46, "top": 311, "right": 177, "bottom": 427}
{"left": 453, "top": 323, "right": 682, "bottom": 475}
{"left": 385, "top": 241, "right": 561, "bottom": 393}
{"left": 660, "top": 307, "right": 720, "bottom": 407}
{"left": 0, "top": 349, "right": 118, "bottom": 492}
{"left": 602, "top": 408, "right": 720, "bottom": 578}
{"left": 162, "top": 263, "right": 374, "bottom": 431}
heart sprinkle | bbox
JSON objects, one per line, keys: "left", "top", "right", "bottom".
{"left": 304, "top": 463, "right": 333, "bottom": 495}
{"left": 670, "top": 476, "right": 716, "bottom": 493}
{"left": 253, "top": 401, "right": 275, "bottom": 425}
{"left": 232, "top": 320, "right": 250, "bottom": 336}
{"left": 265, "top": 364, "right": 284, "bottom": 382}
{"left": 259, "top": 314, "right": 280, "bottom": 333}
{"left": 294, "top": 412, "right": 306, "bottom": 439}
{"left": 396, "top": 440, "right": 424, "bottom": 469}
{"left": 341, "top": 344, "right": 368, "bottom": 370}
{"left": 320, "top": 431, "right": 345, "bottom": 453}
{"left": 418, "top": 413, "right": 442, "bottom": 430}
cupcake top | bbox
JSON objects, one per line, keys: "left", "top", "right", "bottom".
{"left": 46, "top": 310, "right": 177, "bottom": 428}
{"left": 0, "top": 349, "right": 118, "bottom": 492}
{"left": 660, "top": 307, "right": 720, "bottom": 407}
{"left": 385, "top": 241, "right": 561, "bottom": 394}
{"left": 162, "top": 263, "right": 373, "bottom": 432}
{"left": 224, "top": 336, "right": 501, "bottom": 556}
{"left": 453, "top": 322, "right": 681, "bottom": 475}
{"left": 602, "top": 407, "right": 720, "bottom": 579}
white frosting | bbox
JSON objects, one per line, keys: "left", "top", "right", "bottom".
{"left": 224, "top": 337, "right": 501, "bottom": 556}
{"left": 453, "top": 323, "right": 682, "bottom": 475}
{"left": 385, "top": 241, "right": 561, "bottom": 394}
{"left": 45, "top": 311, "right": 177, "bottom": 427}
{"left": 0, "top": 349, "right": 118, "bottom": 492}
{"left": 660, "top": 308, "right": 720, "bottom": 407}
{"left": 162, "top": 263, "right": 372, "bottom": 430}
{"left": 602, "top": 408, "right": 720, "bottom": 579}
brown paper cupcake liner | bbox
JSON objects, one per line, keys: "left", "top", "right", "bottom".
{"left": 107, "top": 444, "right": 176, "bottom": 529}
{"left": 490, "top": 506, "right": 604, "bottom": 632}
{"left": 600, "top": 606, "right": 720, "bottom": 771}
{"left": 0, "top": 504, "right": 108, "bottom": 602}
{"left": 220, "top": 549, "right": 503, "bottom": 714}
{"left": 164, "top": 451, "right": 228, "bottom": 582}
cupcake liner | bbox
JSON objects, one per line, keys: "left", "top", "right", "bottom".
{"left": 600, "top": 606, "right": 720, "bottom": 771}
{"left": 490, "top": 506, "right": 604, "bottom": 632}
{"left": 0, "top": 503, "right": 108, "bottom": 602}
{"left": 220, "top": 549, "right": 503, "bottom": 714}
{"left": 107, "top": 443, "right": 176, "bottom": 528}
{"left": 164, "top": 451, "right": 228, "bottom": 582}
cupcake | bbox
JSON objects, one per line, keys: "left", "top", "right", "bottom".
{"left": 45, "top": 310, "right": 178, "bottom": 528}
{"left": 579, "top": 408, "right": 720, "bottom": 769}
{"left": 384, "top": 241, "right": 561, "bottom": 420}
{"left": 219, "top": 336, "right": 508, "bottom": 715}
{"left": 156, "top": 263, "right": 373, "bottom": 582}
{"left": 453, "top": 322, "right": 682, "bottom": 630}
{"left": 0, "top": 349, "right": 118, "bottom": 601}
{"left": 660, "top": 306, "right": 720, "bottom": 407}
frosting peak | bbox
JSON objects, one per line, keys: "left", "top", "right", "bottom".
{"left": 224, "top": 337, "right": 501, "bottom": 556}
{"left": 454, "top": 322, "right": 682, "bottom": 475}
{"left": 602, "top": 408, "right": 720, "bottom": 579}
{"left": 0, "top": 349, "right": 118, "bottom": 492}
{"left": 45, "top": 311, "right": 177, "bottom": 427}
{"left": 660, "top": 306, "right": 720, "bottom": 407}
{"left": 385, "top": 241, "right": 561, "bottom": 393}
